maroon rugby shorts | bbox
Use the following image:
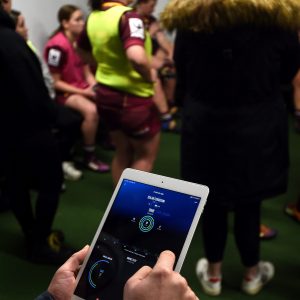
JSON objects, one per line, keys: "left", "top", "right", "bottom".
{"left": 94, "top": 83, "right": 160, "bottom": 139}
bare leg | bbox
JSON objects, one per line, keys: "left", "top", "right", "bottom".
{"left": 244, "top": 265, "right": 259, "bottom": 279}
{"left": 110, "top": 131, "right": 160, "bottom": 185}
{"left": 207, "top": 262, "right": 222, "bottom": 278}
{"left": 64, "top": 94, "right": 109, "bottom": 172}
{"left": 163, "top": 76, "right": 176, "bottom": 105}
{"left": 152, "top": 77, "right": 177, "bottom": 131}
{"left": 65, "top": 94, "right": 99, "bottom": 145}
{"left": 110, "top": 131, "right": 134, "bottom": 186}
{"left": 130, "top": 132, "right": 161, "bottom": 172}
{"left": 153, "top": 77, "right": 169, "bottom": 114}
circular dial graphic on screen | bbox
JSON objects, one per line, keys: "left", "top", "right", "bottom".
{"left": 88, "top": 259, "right": 114, "bottom": 289}
{"left": 139, "top": 215, "right": 155, "bottom": 232}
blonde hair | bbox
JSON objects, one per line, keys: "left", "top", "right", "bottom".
{"left": 161, "top": 0, "right": 300, "bottom": 32}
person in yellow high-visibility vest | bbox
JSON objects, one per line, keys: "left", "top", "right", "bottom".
{"left": 78, "top": 0, "right": 161, "bottom": 185}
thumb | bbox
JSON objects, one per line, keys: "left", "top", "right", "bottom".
{"left": 59, "top": 245, "right": 89, "bottom": 273}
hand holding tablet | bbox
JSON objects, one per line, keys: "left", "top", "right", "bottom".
{"left": 124, "top": 250, "right": 199, "bottom": 300}
{"left": 46, "top": 248, "right": 199, "bottom": 300}
{"left": 72, "top": 168, "right": 209, "bottom": 300}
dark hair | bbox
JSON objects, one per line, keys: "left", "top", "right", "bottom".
{"left": 133, "top": 0, "right": 153, "bottom": 9}
{"left": 88, "top": 0, "right": 103, "bottom": 11}
{"left": 9, "top": 9, "right": 20, "bottom": 26}
{"left": 135, "top": 0, "right": 151, "bottom": 4}
{"left": 50, "top": 4, "right": 79, "bottom": 37}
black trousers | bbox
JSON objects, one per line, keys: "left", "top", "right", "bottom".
{"left": 202, "top": 200, "right": 261, "bottom": 267}
{"left": 53, "top": 105, "right": 82, "bottom": 161}
{"left": 5, "top": 129, "right": 63, "bottom": 241}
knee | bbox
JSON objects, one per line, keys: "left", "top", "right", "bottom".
{"left": 141, "top": 160, "right": 154, "bottom": 172}
{"left": 135, "top": 155, "right": 155, "bottom": 171}
{"left": 84, "top": 104, "right": 99, "bottom": 121}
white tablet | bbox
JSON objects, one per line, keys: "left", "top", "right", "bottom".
{"left": 72, "top": 168, "right": 209, "bottom": 300}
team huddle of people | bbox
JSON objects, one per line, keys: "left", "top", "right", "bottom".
{"left": 0, "top": 0, "right": 177, "bottom": 264}
{"left": 1, "top": 0, "right": 300, "bottom": 299}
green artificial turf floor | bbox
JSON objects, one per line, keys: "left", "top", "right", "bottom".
{"left": 0, "top": 121, "right": 299, "bottom": 300}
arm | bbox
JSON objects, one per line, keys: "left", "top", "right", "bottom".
{"left": 126, "top": 45, "right": 154, "bottom": 83}
{"left": 35, "top": 246, "right": 89, "bottom": 300}
{"left": 45, "top": 45, "right": 95, "bottom": 99}
{"left": 83, "top": 64, "right": 97, "bottom": 87}
{"left": 120, "top": 11, "right": 154, "bottom": 83}
{"left": 155, "top": 31, "right": 174, "bottom": 58}
{"left": 51, "top": 72, "right": 95, "bottom": 99}
{"left": 36, "top": 248, "right": 198, "bottom": 300}
{"left": 150, "top": 22, "right": 174, "bottom": 59}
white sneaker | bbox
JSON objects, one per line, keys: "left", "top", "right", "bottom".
{"left": 62, "top": 161, "right": 82, "bottom": 181}
{"left": 242, "top": 261, "right": 275, "bottom": 295}
{"left": 195, "top": 258, "right": 222, "bottom": 296}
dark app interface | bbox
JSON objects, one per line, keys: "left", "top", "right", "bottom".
{"left": 75, "top": 179, "right": 201, "bottom": 300}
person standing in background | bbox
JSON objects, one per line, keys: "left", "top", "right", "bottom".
{"left": 10, "top": 8, "right": 84, "bottom": 182}
{"left": 133, "top": 0, "right": 179, "bottom": 133}
{"left": 1, "top": 0, "right": 11, "bottom": 12}
{"left": 0, "top": 1, "right": 73, "bottom": 264}
{"left": 78, "top": 0, "right": 161, "bottom": 185}
{"left": 161, "top": 0, "right": 300, "bottom": 296}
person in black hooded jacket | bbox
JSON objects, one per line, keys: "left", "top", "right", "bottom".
{"left": 0, "top": 2, "right": 72, "bottom": 265}
{"left": 161, "top": 0, "right": 300, "bottom": 296}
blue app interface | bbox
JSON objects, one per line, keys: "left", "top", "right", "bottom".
{"left": 75, "top": 179, "right": 201, "bottom": 300}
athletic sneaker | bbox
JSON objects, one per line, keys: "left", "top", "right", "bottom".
{"left": 285, "top": 203, "right": 300, "bottom": 223}
{"left": 27, "top": 231, "right": 74, "bottom": 265}
{"left": 241, "top": 261, "right": 275, "bottom": 295}
{"left": 195, "top": 258, "right": 222, "bottom": 296}
{"left": 62, "top": 161, "right": 82, "bottom": 181}
{"left": 260, "top": 224, "right": 278, "bottom": 240}
{"left": 84, "top": 154, "right": 110, "bottom": 173}
{"left": 161, "top": 114, "right": 180, "bottom": 133}
{"left": 49, "top": 229, "right": 65, "bottom": 244}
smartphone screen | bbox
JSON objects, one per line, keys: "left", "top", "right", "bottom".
{"left": 74, "top": 179, "right": 201, "bottom": 300}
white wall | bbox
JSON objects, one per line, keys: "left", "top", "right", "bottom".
{"left": 12, "top": 0, "right": 170, "bottom": 53}
{"left": 13, "top": 0, "right": 89, "bottom": 52}
{"left": 154, "top": 0, "right": 169, "bottom": 18}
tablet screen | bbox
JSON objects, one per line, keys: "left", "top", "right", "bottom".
{"left": 74, "top": 179, "right": 201, "bottom": 300}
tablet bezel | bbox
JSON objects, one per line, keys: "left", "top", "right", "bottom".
{"left": 72, "top": 168, "right": 209, "bottom": 300}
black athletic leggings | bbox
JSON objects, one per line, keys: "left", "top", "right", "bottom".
{"left": 202, "top": 200, "right": 261, "bottom": 267}
{"left": 6, "top": 129, "right": 63, "bottom": 241}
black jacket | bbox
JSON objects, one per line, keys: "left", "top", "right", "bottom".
{"left": 161, "top": 0, "right": 300, "bottom": 204}
{"left": 0, "top": 8, "right": 57, "bottom": 146}
{"left": 174, "top": 26, "right": 299, "bottom": 204}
